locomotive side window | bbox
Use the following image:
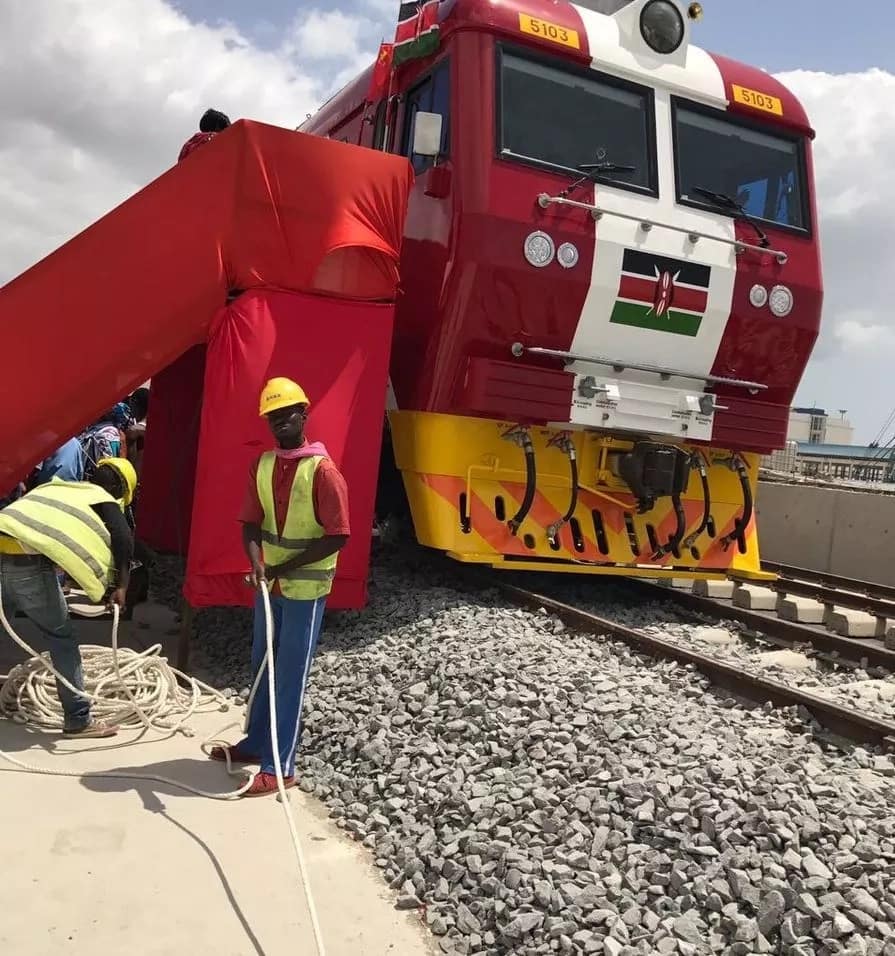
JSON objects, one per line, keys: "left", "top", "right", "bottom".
{"left": 498, "top": 49, "right": 656, "bottom": 195}
{"left": 402, "top": 61, "right": 451, "bottom": 174}
{"left": 372, "top": 99, "right": 388, "bottom": 151}
{"left": 673, "top": 103, "right": 809, "bottom": 232}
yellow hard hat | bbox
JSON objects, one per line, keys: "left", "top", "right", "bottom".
{"left": 259, "top": 377, "right": 310, "bottom": 417}
{"left": 96, "top": 457, "right": 137, "bottom": 506}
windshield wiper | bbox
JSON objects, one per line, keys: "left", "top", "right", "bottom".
{"left": 691, "top": 186, "right": 770, "bottom": 248}
{"left": 558, "top": 159, "right": 637, "bottom": 199}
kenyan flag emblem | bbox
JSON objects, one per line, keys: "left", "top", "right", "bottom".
{"left": 610, "top": 249, "right": 711, "bottom": 337}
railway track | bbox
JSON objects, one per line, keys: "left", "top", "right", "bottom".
{"left": 633, "top": 566, "right": 895, "bottom": 672}
{"left": 488, "top": 579, "right": 895, "bottom": 752}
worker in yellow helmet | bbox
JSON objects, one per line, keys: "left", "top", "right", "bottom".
{"left": 0, "top": 458, "right": 136, "bottom": 738}
{"left": 209, "top": 377, "right": 350, "bottom": 797}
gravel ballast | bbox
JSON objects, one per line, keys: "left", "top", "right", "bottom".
{"left": 159, "top": 554, "right": 895, "bottom": 956}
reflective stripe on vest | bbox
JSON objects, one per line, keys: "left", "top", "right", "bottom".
{"left": 256, "top": 453, "right": 338, "bottom": 600}
{"left": 0, "top": 480, "right": 116, "bottom": 602}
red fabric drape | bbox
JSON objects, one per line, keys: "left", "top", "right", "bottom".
{"left": 0, "top": 120, "right": 413, "bottom": 489}
{"left": 137, "top": 345, "right": 207, "bottom": 555}
{"left": 180, "top": 289, "right": 395, "bottom": 610}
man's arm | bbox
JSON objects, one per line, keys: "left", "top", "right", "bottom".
{"left": 92, "top": 502, "right": 134, "bottom": 605}
{"left": 242, "top": 522, "right": 266, "bottom": 588}
{"left": 239, "top": 459, "right": 267, "bottom": 588}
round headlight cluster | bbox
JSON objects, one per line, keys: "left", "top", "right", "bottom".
{"left": 640, "top": 0, "right": 685, "bottom": 55}
{"left": 749, "top": 283, "right": 794, "bottom": 316}
{"left": 523, "top": 231, "right": 555, "bottom": 268}
{"left": 523, "top": 233, "right": 581, "bottom": 270}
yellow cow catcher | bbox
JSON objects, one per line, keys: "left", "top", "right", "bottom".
{"left": 0, "top": 458, "right": 135, "bottom": 738}
{"left": 208, "top": 377, "right": 351, "bottom": 798}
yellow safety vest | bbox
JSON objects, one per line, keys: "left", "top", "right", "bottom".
{"left": 0, "top": 480, "right": 118, "bottom": 603}
{"left": 256, "top": 453, "right": 338, "bottom": 601}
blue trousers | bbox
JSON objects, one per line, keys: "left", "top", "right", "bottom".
{"left": 243, "top": 593, "right": 325, "bottom": 776}
{"left": 0, "top": 554, "right": 91, "bottom": 729}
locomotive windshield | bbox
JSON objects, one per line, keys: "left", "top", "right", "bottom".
{"left": 674, "top": 104, "right": 808, "bottom": 231}
{"left": 499, "top": 51, "right": 655, "bottom": 194}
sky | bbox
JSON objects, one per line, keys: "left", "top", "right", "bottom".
{"left": 1, "top": 0, "right": 894, "bottom": 441}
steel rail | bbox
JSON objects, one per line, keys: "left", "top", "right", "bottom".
{"left": 765, "top": 577, "right": 895, "bottom": 622}
{"left": 763, "top": 562, "right": 895, "bottom": 603}
{"left": 631, "top": 580, "right": 895, "bottom": 671}
{"left": 497, "top": 584, "right": 895, "bottom": 750}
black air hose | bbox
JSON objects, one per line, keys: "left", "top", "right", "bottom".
{"left": 721, "top": 459, "right": 752, "bottom": 551}
{"left": 561, "top": 451, "right": 579, "bottom": 525}
{"left": 684, "top": 456, "right": 712, "bottom": 547}
{"left": 508, "top": 433, "right": 536, "bottom": 536}
{"left": 548, "top": 447, "right": 579, "bottom": 544}
{"left": 654, "top": 492, "right": 686, "bottom": 560}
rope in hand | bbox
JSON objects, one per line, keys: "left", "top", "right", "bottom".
{"left": 0, "top": 578, "right": 325, "bottom": 956}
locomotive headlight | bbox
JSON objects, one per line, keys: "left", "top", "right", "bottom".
{"left": 749, "top": 284, "right": 769, "bottom": 308}
{"left": 524, "top": 231, "right": 555, "bottom": 268}
{"left": 557, "top": 243, "right": 579, "bottom": 269}
{"left": 769, "top": 285, "right": 794, "bottom": 317}
{"left": 640, "top": 0, "right": 685, "bottom": 55}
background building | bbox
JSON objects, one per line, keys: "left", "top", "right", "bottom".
{"left": 762, "top": 407, "right": 895, "bottom": 485}
{"left": 787, "top": 407, "right": 854, "bottom": 446}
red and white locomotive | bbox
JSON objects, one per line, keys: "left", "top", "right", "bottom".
{"left": 302, "top": 0, "right": 822, "bottom": 581}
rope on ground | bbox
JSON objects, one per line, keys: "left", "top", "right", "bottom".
{"left": 0, "top": 579, "right": 325, "bottom": 956}
{"left": 0, "top": 642, "right": 223, "bottom": 734}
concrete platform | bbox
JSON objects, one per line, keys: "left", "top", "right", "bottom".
{"left": 732, "top": 584, "right": 778, "bottom": 611}
{"left": 0, "top": 601, "right": 434, "bottom": 956}
{"left": 778, "top": 596, "right": 826, "bottom": 625}
{"left": 0, "top": 712, "right": 434, "bottom": 956}
{"left": 828, "top": 608, "right": 879, "bottom": 638}
{"left": 692, "top": 580, "right": 736, "bottom": 599}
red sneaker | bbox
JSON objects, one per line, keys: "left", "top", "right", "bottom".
{"left": 208, "top": 743, "right": 259, "bottom": 764}
{"left": 242, "top": 771, "right": 295, "bottom": 798}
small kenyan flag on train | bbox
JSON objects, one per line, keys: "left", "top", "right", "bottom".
{"left": 610, "top": 249, "right": 711, "bottom": 337}
{"left": 394, "top": 1, "right": 442, "bottom": 66}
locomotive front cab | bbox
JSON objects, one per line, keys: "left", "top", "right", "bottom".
{"left": 383, "top": 0, "right": 822, "bottom": 580}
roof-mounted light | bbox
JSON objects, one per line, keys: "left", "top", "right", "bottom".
{"left": 640, "top": 0, "right": 685, "bottom": 55}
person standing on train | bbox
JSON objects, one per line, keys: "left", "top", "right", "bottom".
{"left": 178, "top": 109, "right": 231, "bottom": 162}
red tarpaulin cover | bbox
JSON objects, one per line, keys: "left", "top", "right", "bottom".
{"left": 0, "top": 120, "right": 413, "bottom": 489}
{"left": 137, "top": 345, "right": 207, "bottom": 555}
{"left": 181, "top": 290, "right": 394, "bottom": 610}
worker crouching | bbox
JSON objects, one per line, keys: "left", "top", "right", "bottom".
{"left": 0, "top": 458, "right": 136, "bottom": 737}
{"left": 210, "top": 378, "right": 349, "bottom": 798}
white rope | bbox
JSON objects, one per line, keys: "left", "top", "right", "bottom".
{"left": 259, "top": 582, "right": 327, "bottom": 956}
{"left": 0, "top": 576, "right": 325, "bottom": 956}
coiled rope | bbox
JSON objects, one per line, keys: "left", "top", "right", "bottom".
{"left": 0, "top": 578, "right": 325, "bottom": 956}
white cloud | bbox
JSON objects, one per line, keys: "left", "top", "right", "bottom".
{"left": 0, "top": 0, "right": 360, "bottom": 281}
{"left": 771, "top": 67, "right": 895, "bottom": 436}
{"left": 834, "top": 313, "right": 895, "bottom": 351}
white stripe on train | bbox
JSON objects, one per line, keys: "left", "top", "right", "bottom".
{"left": 565, "top": 3, "right": 735, "bottom": 444}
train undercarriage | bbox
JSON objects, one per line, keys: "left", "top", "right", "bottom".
{"left": 382, "top": 410, "right": 774, "bottom": 582}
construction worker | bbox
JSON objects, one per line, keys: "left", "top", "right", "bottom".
{"left": 0, "top": 458, "right": 137, "bottom": 738}
{"left": 210, "top": 378, "right": 349, "bottom": 797}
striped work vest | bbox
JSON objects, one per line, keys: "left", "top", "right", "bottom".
{"left": 0, "top": 480, "right": 118, "bottom": 603}
{"left": 256, "top": 453, "right": 338, "bottom": 601}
